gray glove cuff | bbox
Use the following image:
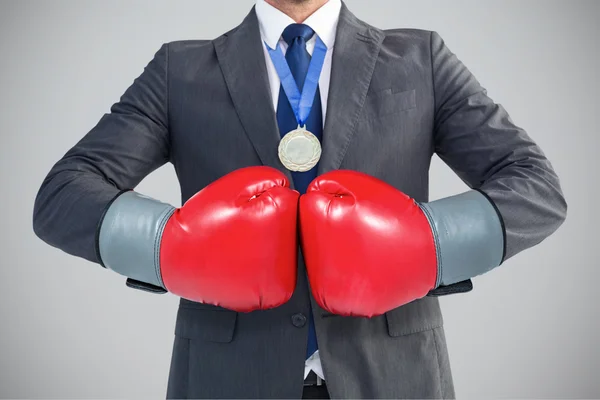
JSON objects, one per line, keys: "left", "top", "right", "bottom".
{"left": 97, "top": 191, "right": 176, "bottom": 288}
{"left": 419, "top": 190, "right": 504, "bottom": 287}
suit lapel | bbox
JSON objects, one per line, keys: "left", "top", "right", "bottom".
{"left": 214, "top": 4, "right": 384, "bottom": 180}
{"left": 318, "top": 3, "right": 385, "bottom": 174}
{"left": 213, "top": 7, "right": 294, "bottom": 183}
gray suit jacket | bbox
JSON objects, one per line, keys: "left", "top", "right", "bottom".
{"left": 33, "top": 3, "right": 567, "bottom": 399}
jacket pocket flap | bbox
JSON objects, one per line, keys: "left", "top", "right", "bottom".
{"left": 367, "top": 88, "right": 417, "bottom": 116}
{"left": 385, "top": 296, "right": 443, "bottom": 337}
{"left": 175, "top": 307, "right": 237, "bottom": 343}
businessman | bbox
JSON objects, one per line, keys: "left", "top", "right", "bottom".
{"left": 33, "top": 0, "right": 567, "bottom": 398}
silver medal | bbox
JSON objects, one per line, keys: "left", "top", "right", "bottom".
{"left": 278, "top": 125, "right": 322, "bottom": 172}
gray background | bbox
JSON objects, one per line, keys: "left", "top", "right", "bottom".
{"left": 1, "top": 0, "right": 598, "bottom": 398}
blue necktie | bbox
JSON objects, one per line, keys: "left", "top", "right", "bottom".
{"left": 275, "top": 23, "right": 322, "bottom": 359}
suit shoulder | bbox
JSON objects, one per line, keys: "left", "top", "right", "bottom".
{"left": 165, "top": 39, "right": 213, "bottom": 53}
{"left": 161, "top": 39, "right": 219, "bottom": 69}
{"left": 382, "top": 28, "right": 433, "bottom": 46}
{"left": 164, "top": 24, "right": 237, "bottom": 53}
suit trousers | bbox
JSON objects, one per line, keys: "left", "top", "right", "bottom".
{"left": 302, "top": 385, "right": 330, "bottom": 399}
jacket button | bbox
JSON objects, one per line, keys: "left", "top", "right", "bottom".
{"left": 291, "top": 313, "right": 307, "bottom": 327}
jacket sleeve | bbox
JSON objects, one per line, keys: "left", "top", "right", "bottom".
{"left": 33, "top": 43, "right": 171, "bottom": 267}
{"left": 430, "top": 30, "right": 567, "bottom": 263}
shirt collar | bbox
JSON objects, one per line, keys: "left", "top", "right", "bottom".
{"left": 255, "top": 0, "right": 341, "bottom": 50}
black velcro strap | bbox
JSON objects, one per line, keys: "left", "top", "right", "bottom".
{"left": 126, "top": 278, "right": 167, "bottom": 294}
{"left": 427, "top": 279, "right": 473, "bottom": 296}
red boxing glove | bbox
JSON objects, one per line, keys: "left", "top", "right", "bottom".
{"left": 299, "top": 170, "right": 437, "bottom": 317}
{"left": 161, "top": 166, "right": 300, "bottom": 312}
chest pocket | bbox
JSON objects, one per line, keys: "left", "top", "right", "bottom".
{"left": 364, "top": 87, "right": 417, "bottom": 118}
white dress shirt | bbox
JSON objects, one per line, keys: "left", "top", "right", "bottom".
{"left": 255, "top": 0, "right": 342, "bottom": 381}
